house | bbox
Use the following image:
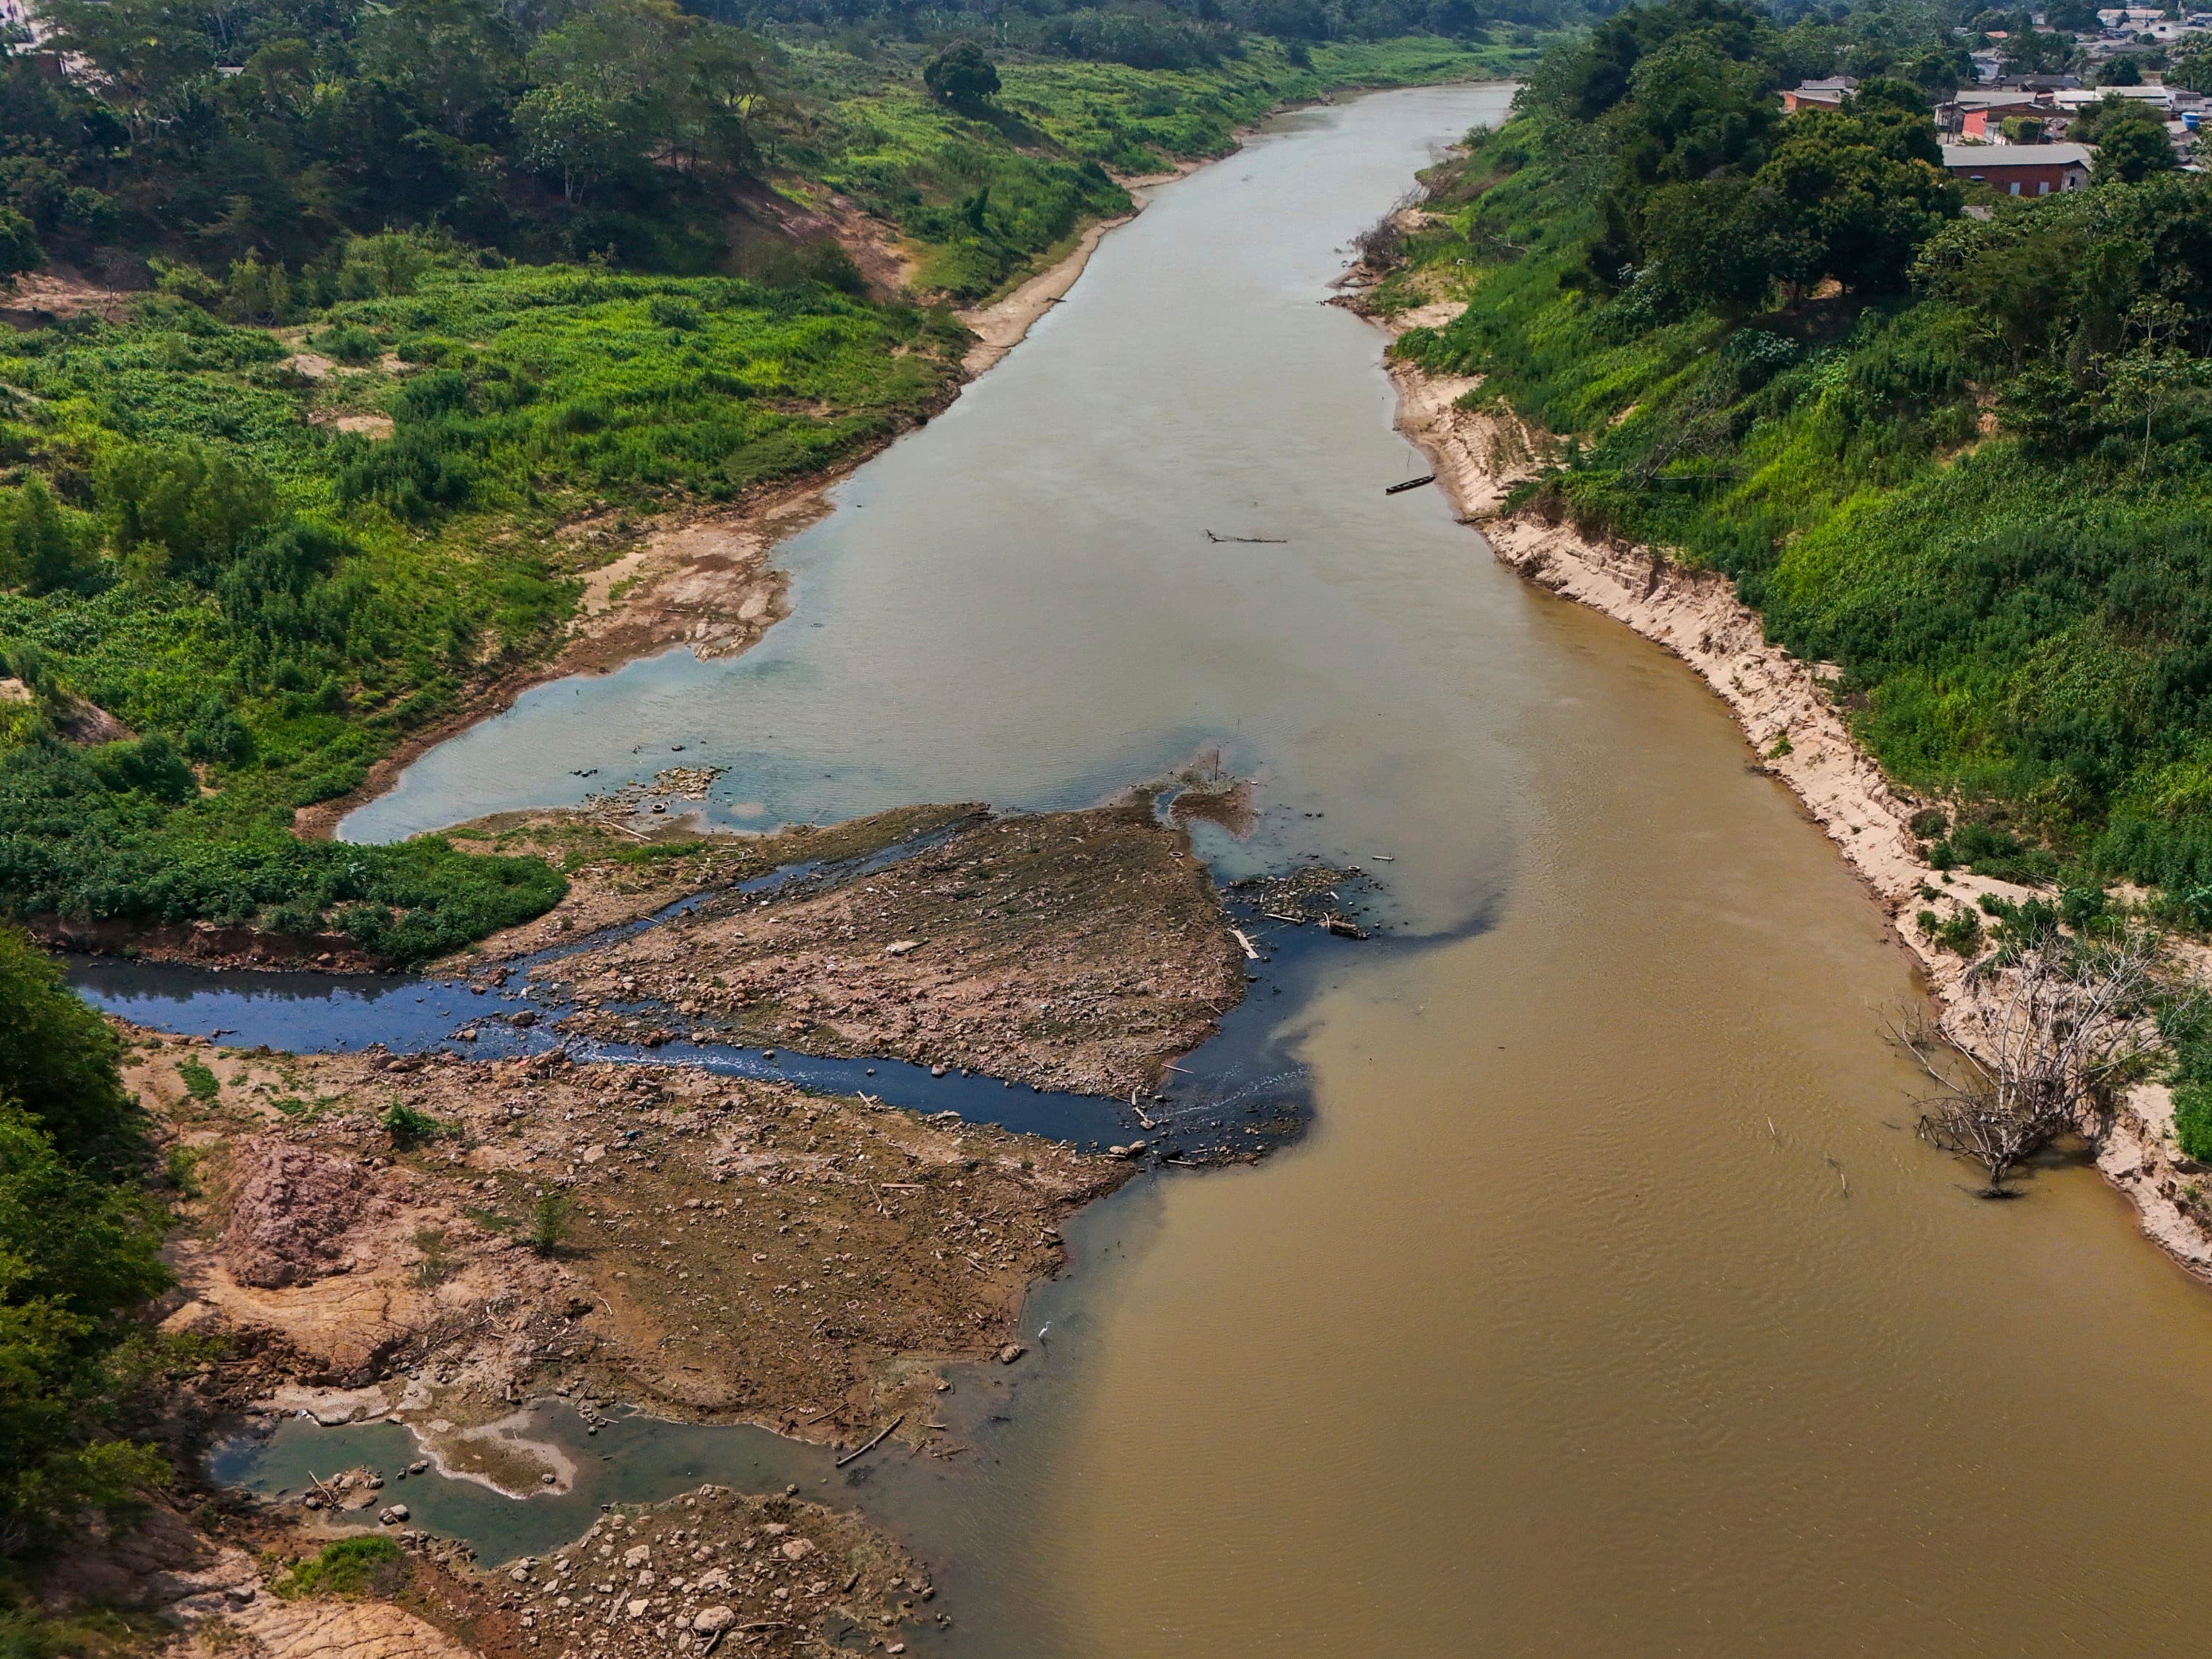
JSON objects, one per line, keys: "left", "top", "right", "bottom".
{"left": 1937, "top": 88, "right": 2057, "bottom": 135}
{"left": 2054, "top": 84, "right": 2172, "bottom": 112}
{"left": 1782, "top": 76, "right": 1857, "bottom": 111}
{"left": 1939, "top": 141, "right": 2094, "bottom": 194}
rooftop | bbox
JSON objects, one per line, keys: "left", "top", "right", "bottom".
{"left": 1940, "top": 142, "right": 2095, "bottom": 166}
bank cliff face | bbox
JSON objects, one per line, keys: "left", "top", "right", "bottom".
{"left": 1378, "top": 300, "right": 2212, "bottom": 1283}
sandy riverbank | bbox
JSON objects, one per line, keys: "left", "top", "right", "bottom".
{"left": 1376, "top": 300, "right": 2212, "bottom": 1282}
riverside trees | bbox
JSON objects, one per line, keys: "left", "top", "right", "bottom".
{"left": 0, "top": 924, "right": 171, "bottom": 1549}
{"left": 1389, "top": 0, "right": 2212, "bottom": 911}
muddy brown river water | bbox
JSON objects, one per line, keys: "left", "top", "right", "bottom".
{"left": 284, "top": 86, "right": 2212, "bottom": 1652}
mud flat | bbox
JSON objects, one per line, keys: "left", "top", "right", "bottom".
{"left": 530, "top": 802, "right": 1246, "bottom": 1098}
{"left": 139, "top": 1020, "right": 1134, "bottom": 1457}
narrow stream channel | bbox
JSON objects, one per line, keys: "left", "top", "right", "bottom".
{"left": 195, "top": 86, "right": 2212, "bottom": 1653}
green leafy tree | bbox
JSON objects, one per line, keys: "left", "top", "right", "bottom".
{"left": 0, "top": 924, "right": 171, "bottom": 1548}
{"left": 0, "top": 479, "right": 95, "bottom": 597}
{"left": 38, "top": 0, "right": 214, "bottom": 134}
{"left": 0, "top": 208, "right": 41, "bottom": 285}
{"left": 354, "top": 0, "right": 523, "bottom": 144}
{"left": 2101, "top": 54, "right": 2145, "bottom": 85}
{"left": 0, "top": 927, "right": 143, "bottom": 1172}
{"left": 2092, "top": 114, "right": 2178, "bottom": 184}
{"left": 1999, "top": 28, "right": 2077, "bottom": 74}
{"left": 520, "top": 0, "right": 762, "bottom": 191}
{"left": 1609, "top": 37, "right": 1779, "bottom": 187}
{"left": 923, "top": 41, "right": 1001, "bottom": 109}
{"left": 1753, "top": 80, "right": 1958, "bottom": 294}
{"left": 514, "top": 82, "right": 624, "bottom": 202}
{"left": 2170, "top": 33, "right": 2212, "bottom": 91}
{"left": 96, "top": 443, "right": 277, "bottom": 583}
{"left": 1638, "top": 176, "right": 1803, "bottom": 315}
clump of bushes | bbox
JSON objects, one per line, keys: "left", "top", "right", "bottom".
{"left": 273, "top": 1536, "right": 404, "bottom": 1600}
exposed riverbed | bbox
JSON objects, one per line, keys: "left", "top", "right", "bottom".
{"left": 189, "top": 85, "right": 2212, "bottom": 1654}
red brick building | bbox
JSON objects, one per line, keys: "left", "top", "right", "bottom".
{"left": 1939, "top": 142, "right": 2093, "bottom": 195}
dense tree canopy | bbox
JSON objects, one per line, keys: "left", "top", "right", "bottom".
{"left": 0, "top": 925, "right": 168, "bottom": 1550}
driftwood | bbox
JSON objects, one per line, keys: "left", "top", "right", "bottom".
{"left": 835, "top": 1412, "right": 905, "bottom": 1468}
{"left": 1898, "top": 928, "right": 2160, "bottom": 1196}
{"left": 1204, "top": 529, "right": 1288, "bottom": 544}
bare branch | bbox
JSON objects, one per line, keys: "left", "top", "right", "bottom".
{"left": 1911, "top": 928, "right": 2163, "bottom": 1197}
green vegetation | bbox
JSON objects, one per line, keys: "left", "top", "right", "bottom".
{"left": 1389, "top": 0, "right": 2212, "bottom": 912}
{"left": 175, "top": 1060, "right": 219, "bottom": 1103}
{"left": 526, "top": 1187, "right": 572, "bottom": 1256}
{"left": 0, "top": 925, "right": 171, "bottom": 1550}
{"left": 0, "top": 254, "right": 966, "bottom": 961}
{"left": 271, "top": 1535, "right": 406, "bottom": 1600}
{"left": 381, "top": 1100, "right": 452, "bottom": 1148}
{"left": 0, "top": 0, "right": 1535, "bottom": 962}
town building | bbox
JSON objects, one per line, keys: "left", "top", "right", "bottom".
{"left": 1781, "top": 76, "right": 1858, "bottom": 111}
{"left": 1939, "top": 141, "right": 2094, "bottom": 194}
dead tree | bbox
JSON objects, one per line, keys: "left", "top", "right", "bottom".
{"left": 1895, "top": 929, "right": 2161, "bottom": 1197}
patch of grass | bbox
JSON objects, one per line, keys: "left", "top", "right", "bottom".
{"left": 271, "top": 1536, "right": 405, "bottom": 1601}
{"left": 176, "top": 1060, "right": 220, "bottom": 1102}
{"left": 381, "top": 1100, "right": 453, "bottom": 1149}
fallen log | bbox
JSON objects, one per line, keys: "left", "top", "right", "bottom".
{"left": 835, "top": 1412, "right": 905, "bottom": 1468}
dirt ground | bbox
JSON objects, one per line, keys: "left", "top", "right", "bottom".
{"left": 136, "top": 1026, "right": 1129, "bottom": 1460}
{"left": 522, "top": 802, "right": 1248, "bottom": 1098}
{"left": 47, "top": 1478, "right": 928, "bottom": 1659}
{"left": 440, "top": 805, "right": 987, "bottom": 963}
{"left": 100, "top": 1016, "right": 1130, "bottom": 1658}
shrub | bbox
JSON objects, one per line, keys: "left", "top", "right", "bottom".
{"left": 273, "top": 1536, "right": 404, "bottom": 1600}
{"left": 923, "top": 42, "right": 1000, "bottom": 109}
{"left": 526, "top": 1188, "right": 570, "bottom": 1256}
{"left": 314, "top": 324, "right": 379, "bottom": 365}
{"left": 2176, "top": 1082, "right": 2212, "bottom": 1162}
{"left": 380, "top": 1101, "right": 451, "bottom": 1149}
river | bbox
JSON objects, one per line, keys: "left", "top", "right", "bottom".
{"left": 209, "top": 86, "right": 2212, "bottom": 1653}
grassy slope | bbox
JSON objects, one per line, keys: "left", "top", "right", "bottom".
{"left": 773, "top": 35, "right": 1539, "bottom": 298}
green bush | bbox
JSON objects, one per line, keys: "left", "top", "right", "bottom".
{"left": 274, "top": 1536, "right": 404, "bottom": 1600}
{"left": 380, "top": 1101, "right": 451, "bottom": 1149}
{"left": 2176, "top": 1083, "right": 2212, "bottom": 1162}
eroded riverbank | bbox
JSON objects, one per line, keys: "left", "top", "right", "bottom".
{"left": 1375, "top": 296, "right": 2212, "bottom": 1286}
